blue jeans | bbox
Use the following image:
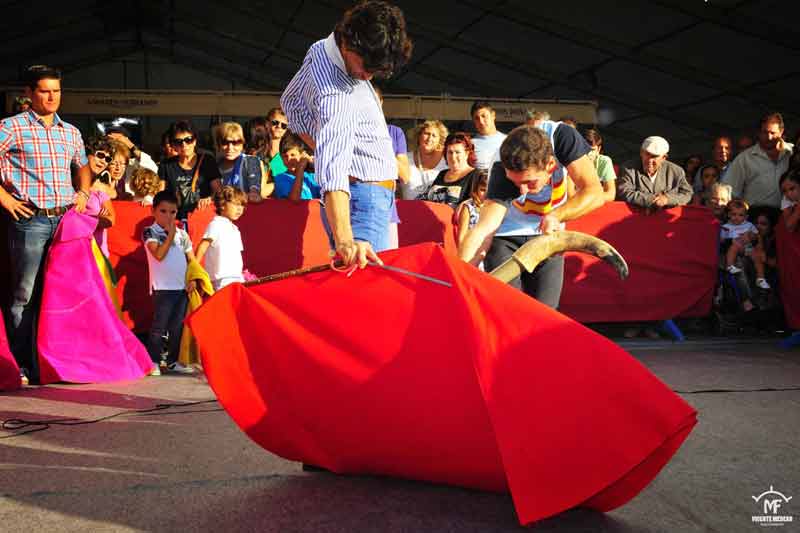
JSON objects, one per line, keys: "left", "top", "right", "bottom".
{"left": 321, "top": 181, "right": 394, "bottom": 253}
{"left": 484, "top": 235, "right": 565, "bottom": 310}
{"left": 147, "top": 290, "right": 188, "bottom": 365}
{"left": 7, "top": 214, "right": 63, "bottom": 372}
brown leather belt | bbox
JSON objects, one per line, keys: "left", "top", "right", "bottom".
{"left": 35, "top": 204, "right": 73, "bottom": 217}
{"left": 348, "top": 176, "right": 395, "bottom": 192}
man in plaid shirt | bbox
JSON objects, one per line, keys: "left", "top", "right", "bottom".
{"left": 0, "top": 65, "right": 92, "bottom": 383}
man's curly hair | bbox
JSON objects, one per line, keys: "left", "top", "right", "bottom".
{"left": 500, "top": 126, "right": 554, "bottom": 172}
{"left": 335, "top": 1, "right": 413, "bottom": 78}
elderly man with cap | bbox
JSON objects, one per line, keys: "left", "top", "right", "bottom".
{"left": 617, "top": 136, "right": 693, "bottom": 209}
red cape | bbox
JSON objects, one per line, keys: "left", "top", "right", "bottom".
{"left": 37, "top": 210, "right": 153, "bottom": 384}
{"left": 188, "top": 243, "right": 697, "bottom": 525}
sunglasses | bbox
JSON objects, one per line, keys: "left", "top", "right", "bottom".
{"left": 170, "top": 136, "right": 195, "bottom": 146}
{"left": 93, "top": 151, "right": 113, "bottom": 163}
{"left": 221, "top": 139, "right": 244, "bottom": 146}
{"left": 271, "top": 120, "right": 288, "bottom": 130}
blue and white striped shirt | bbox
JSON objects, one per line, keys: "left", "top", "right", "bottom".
{"left": 280, "top": 33, "right": 397, "bottom": 195}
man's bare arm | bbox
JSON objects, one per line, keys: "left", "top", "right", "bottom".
{"left": 552, "top": 155, "right": 604, "bottom": 222}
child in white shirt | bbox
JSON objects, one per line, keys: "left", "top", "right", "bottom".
{"left": 196, "top": 186, "right": 247, "bottom": 291}
{"left": 721, "top": 199, "right": 759, "bottom": 277}
{"left": 143, "top": 191, "right": 197, "bottom": 375}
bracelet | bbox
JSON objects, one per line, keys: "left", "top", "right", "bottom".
{"left": 77, "top": 190, "right": 90, "bottom": 200}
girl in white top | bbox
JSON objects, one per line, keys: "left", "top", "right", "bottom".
{"left": 401, "top": 120, "right": 448, "bottom": 200}
{"left": 196, "top": 186, "right": 247, "bottom": 291}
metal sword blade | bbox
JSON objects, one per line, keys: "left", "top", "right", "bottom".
{"left": 369, "top": 262, "right": 452, "bottom": 287}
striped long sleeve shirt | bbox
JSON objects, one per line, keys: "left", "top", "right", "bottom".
{"left": 280, "top": 33, "right": 397, "bottom": 195}
{"left": 0, "top": 110, "right": 87, "bottom": 209}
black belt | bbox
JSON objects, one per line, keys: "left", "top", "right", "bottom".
{"left": 35, "top": 204, "right": 73, "bottom": 217}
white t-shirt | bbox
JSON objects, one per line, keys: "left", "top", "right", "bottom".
{"left": 201, "top": 215, "right": 244, "bottom": 290}
{"left": 471, "top": 131, "right": 507, "bottom": 171}
{"left": 400, "top": 151, "right": 448, "bottom": 200}
{"left": 720, "top": 220, "right": 757, "bottom": 241}
{"left": 143, "top": 223, "right": 193, "bottom": 292}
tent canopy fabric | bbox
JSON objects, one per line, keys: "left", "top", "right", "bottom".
{"left": 2, "top": 1, "right": 797, "bottom": 162}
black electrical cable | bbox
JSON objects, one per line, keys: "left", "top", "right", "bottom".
{"left": 0, "top": 399, "right": 220, "bottom": 439}
{"left": 3, "top": 386, "right": 799, "bottom": 440}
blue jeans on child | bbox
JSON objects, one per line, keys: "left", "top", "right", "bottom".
{"left": 320, "top": 180, "right": 394, "bottom": 252}
{"left": 7, "top": 213, "right": 63, "bottom": 373}
{"left": 146, "top": 290, "right": 188, "bottom": 365}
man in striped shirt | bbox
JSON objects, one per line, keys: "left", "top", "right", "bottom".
{"left": 0, "top": 65, "right": 92, "bottom": 381}
{"left": 281, "top": 1, "right": 412, "bottom": 268}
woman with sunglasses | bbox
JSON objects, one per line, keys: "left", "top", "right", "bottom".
{"left": 86, "top": 137, "right": 115, "bottom": 179}
{"left": 262, "top": 107, "right": 290, "bottom": 178}
{"left": 157, "top": 120, "right": 222, "bottom": 221}
{"left": 216, "top": 122, "right": 273, "bottom": 202}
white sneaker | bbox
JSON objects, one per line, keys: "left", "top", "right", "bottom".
{"left": 167, "top": 361, "right": 195, "bottom": 374}
{"left": 726, "top": 265, "right": 742, "bottom": 274}
{"left": 756, "top": 278, "right": 771, "bottom": 290}
{"left": 149, "top": 365, "right": 161, "bottom": 376}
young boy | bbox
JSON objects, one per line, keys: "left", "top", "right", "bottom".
{"left": 721, "top": 199, "right": 758, "bottom": 275}
{"left": 273, "top": 132, "right": 321, "bottom": 200}
{"left": 143, "top": 191, "right": 197, "bottom": 375}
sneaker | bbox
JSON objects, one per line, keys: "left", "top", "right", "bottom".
{"left": 755, "top": 278, "right": 771, "bottom": 290}
{"left": 149, "top": 365, "right": 161, "bottom": 376}
{"left": 726, "top": 265, "right": 742, "bottom": 274}
{"left": 167, "top": 361, "right": 195, "bottom": 374}
{"left": 19, "top": 368, "right": 29, "bottom": 386}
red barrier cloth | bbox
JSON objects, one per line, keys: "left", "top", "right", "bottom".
{"left": 0, "top": 307, "right": 21, "bottom": 391}
{"left": 107, "top": 200, "right": 456, "bottom": 331}
{"left": 776, "top": 214, "right": 800, "bottom": 329}
{"left": 187, "top": 243, "right": 696, "bottom": 525}
{"left": 560, "top": 202, "right": 719, "bottom": 322}
{"left": 37, "top": 211, "right": 153, "bottom": 385}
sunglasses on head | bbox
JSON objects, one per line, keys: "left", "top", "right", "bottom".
{"left": 271, "top": 120, "right": 288, "bottom": 130}
{"left": 221, "top": 139, "right": 244, "bottom": 147}
{"left": 93, "top": 151, "right": 113, "bottom": 163}
{"left": 170, "top": 136, "right": 195, "bottom": 146}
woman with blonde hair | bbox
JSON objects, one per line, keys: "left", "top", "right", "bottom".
{"left": 216, "top": 122, "right": 273, "bottom": 202}
{"left": 401, "top": 119, "right": 449, "bottom": 200}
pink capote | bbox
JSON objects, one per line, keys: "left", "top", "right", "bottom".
{"left": 0, "top": 307, "right": 21, "bottom": 391}
{"left": 37, "top": 210, "right": 153, "bottom": 384}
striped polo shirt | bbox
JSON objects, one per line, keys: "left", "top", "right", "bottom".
{"left": 280, "top": 33, "right": 397, "bottom": 195}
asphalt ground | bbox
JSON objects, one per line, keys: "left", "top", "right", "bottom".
{"left": 1, "top": 336, "right": 798, "bottom": 532}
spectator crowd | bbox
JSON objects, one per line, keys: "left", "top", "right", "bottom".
{"left": 2, "top": 64, "right": 799, "bottom": 384}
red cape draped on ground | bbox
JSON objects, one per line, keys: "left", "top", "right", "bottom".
{"left": 560, "top": 203, "right": 719, "bottom": 322}
{"left": 37, "top": 210, "right": 153, "bottom": 384}
{"left": 776, "top": 215, "right": 800, "bottom": 329}
{"left": 0, "top": 307, "right": 20, "bottom": 391}
{"left": 187, "top": 243, "right": 697, "bottom": 525}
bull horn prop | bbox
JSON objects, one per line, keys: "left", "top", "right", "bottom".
{"left": 489, "top": 230, "right": 629, "bottom": 283}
